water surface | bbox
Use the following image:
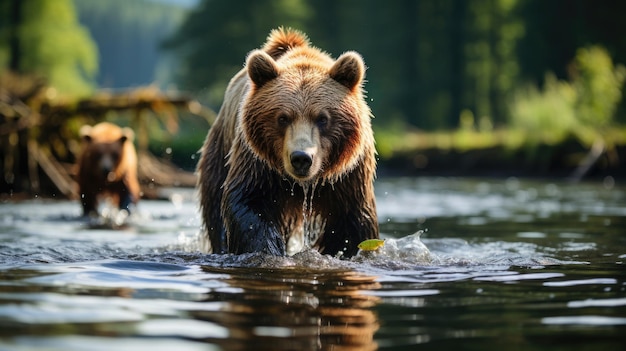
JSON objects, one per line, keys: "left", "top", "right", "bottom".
{"left": 0, "top": 177, "right": 624, "bottom": 350}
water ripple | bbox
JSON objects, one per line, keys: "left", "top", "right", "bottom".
{"left": 542, "top": 316, "right": 626, "bottom": 326}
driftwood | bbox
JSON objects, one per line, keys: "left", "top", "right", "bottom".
{"left": 137, "top": 150, "right": 197, "bottom": 198}
{"left": 41, "top": 86, "right": 209, "bottom": 120}
{"left": 28, "top": 141, "right": 78, "bottom": 198}
{"left": 1, "top": 74, "right": 211, "bottom": 198}
{"left": 567, "top": 138, "right": 606, "bottom": 182}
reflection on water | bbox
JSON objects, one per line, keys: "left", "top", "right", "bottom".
{"left": 199, "top": 266, "right": 381, "bottom": 350}
{"left": 0, "top": 177, "right": 625, "bottom": 350}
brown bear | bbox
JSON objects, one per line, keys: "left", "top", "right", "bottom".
{"left": 197, "top": 28, "right": 378, "bottom": 258}
{"left": 76, "top": 122, "right": 140, "bottom": 216}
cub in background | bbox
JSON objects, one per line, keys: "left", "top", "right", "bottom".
{"left": 76, "top": 122, "right": 140, "bottom": 219}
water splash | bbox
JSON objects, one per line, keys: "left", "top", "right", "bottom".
{"left": 353, "top": 231, "right": 433, "bottom": 268}
{"left": 301, "top": 179, "right": 321, "bottom": 250}
{"left": 286, "top": 180, "right": 323, "bottom": 255}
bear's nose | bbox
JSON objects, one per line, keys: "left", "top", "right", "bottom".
{"left": 290, "top": 151, "right": 312, "bottom": 175}
{"left": 101, "top": 165, "right": 113, "bottom": 178}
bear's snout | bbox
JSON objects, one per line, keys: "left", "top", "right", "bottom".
{"left": 290, "top": 151, "right": 313, "bottom": 176}
{"left": 100, "top": 155, "right": 114, "bottom": 176}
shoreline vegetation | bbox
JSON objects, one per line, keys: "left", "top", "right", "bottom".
{"left": 3, "top": 39, "right": 626, "bottom": 200}
{"left": 3, "top": 1, "right": 626, "bottom": 200}
{"left": 376, "top": 127, "right": 626, "bottom": 180}
{"left": 1, "top": 73, "right": 624, "bottom": 202}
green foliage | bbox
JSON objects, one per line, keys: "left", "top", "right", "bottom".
{"left": 509, "top": 45, "right": 626, "bottom": 144}
{"left": 163, "top": 0, "right": 626, "bottom": 132}
{"left": 164, "top": 0, "right": 311, "bottom": 106}
{"left": 573, "top": 46, "right": 626, "bottom": 128}
{"left": 162, "top": 0, "right": 530, "bottom": 130}
{"left": 509, "top": 73, "right": 578, "bottom": 143}
{"left": 374, "top": 120, "right": 411, "bottom": 159}
{"left": 0, "top": 0, "right": 98, "bottom": 96}
{"left": 464, "top": 0, "right": 524, "bottom": 127}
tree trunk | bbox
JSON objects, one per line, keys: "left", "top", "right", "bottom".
{"left": 9, "top": 0, "right": 22, "bottom": 73}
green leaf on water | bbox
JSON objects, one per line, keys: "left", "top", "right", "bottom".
{"left": 358, "top": 239, "right": 385, "bottom": 251}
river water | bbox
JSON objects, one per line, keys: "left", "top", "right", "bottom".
{"left": 0, "top": 177, "right": 624, "bottom": 350}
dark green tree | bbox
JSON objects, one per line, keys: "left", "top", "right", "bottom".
{"left": 164, "top": 0, "right": 311, "bottom": 107}
{"left": 0, "top": 0, "right": 98, "bottom": 96}
{"left": 164, "top": 0, "right": 626, "bottom": 130}
{"left": 515, "top": 0, "right": 626, "bottom": 123}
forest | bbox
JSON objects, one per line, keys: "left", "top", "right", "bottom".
{"left": 164, "top": 0, "right": 626, "bottom": 129}
{"left": 1, "top": 0, "right": 625, "bottom": 196}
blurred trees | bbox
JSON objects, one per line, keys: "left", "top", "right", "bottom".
{"left": 510, "top": 46, "right": 625, "bottom": 143}
{"left": 163, "top": 0, "right": 311, "bottom": 106}
{"left": 573, "top": 46, "right": 626, "bottom": 129}
{"left": 0, "top": 0, "right": 98, "bottom": 96}
{"left": 1, "top": 0, "right": 624, "bottom": 192}
{"left": 73, "top": 0, "right": 187, "bottom": 89}
{"left": 3, "top": 0, "right": 625, "bottom": 135}
{"left": 165, "top": 0, "right": 626, "bottom": 132}
{"left": 0, "top": 0, "right": 203, "bottom": 196}
{"left": 0, "top": 0, "right": 98, "bottom": 194}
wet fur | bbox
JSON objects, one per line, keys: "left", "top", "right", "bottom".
{"left": 197, "top": 28, "right": 378, "bottom": 257}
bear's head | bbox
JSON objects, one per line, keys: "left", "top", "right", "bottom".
{"left": 241, "top": 47, "right": 373, "bottom": 184}
{"left": 79, "top": 122, "right": 134, "bottom": 182}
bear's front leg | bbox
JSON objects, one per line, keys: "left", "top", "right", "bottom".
{"left": 117, "top": 183, "right": 135, "bottom": 214}
{"left": 314, "top": 171, "right": 379, "bottom": 258}
{"left": 221, "top": 184, "right": 286, "bottom": 256}
{"left": 79, "top": 186, "right": 98, "bottom": 216}
{"left": 316, "top": 206, "right": 378, "bottom": 258}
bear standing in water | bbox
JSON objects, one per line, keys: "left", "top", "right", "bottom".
{"left": 77, "top": 122, "right": 140, "bottom": 217}
{"left": 197, "top": 28, "right": 378, "bottom": 258}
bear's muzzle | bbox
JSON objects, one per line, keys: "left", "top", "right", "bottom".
{"left": 290, "top": 150, "right": 313, "bottom": 177}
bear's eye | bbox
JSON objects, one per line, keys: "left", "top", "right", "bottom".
{"left": 316, "top": 113, "right": 329, "bottom": 129}
{"left": 277, "top": 114, "right": 291, "bottom": 127}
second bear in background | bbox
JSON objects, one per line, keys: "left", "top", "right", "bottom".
{"left": 76, "top": 122, "right": 140, "bottom": 217}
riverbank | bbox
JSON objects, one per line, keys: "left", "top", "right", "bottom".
{"left": 376, "top": 129, "right": 626, "bottom": 180}
{"left": 2, "top": 128, "right": 624, "bottom": 202}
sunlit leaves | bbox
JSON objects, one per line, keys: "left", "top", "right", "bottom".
{"left": 9, "top": 0, "right": 98, "bottom": 96}
{"left": 573, "top": 46, "right": 626, "bottom": 128}
{"left": 509, "top": 45, "right": 626, "bottom": 144}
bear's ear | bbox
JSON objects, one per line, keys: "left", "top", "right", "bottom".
{"left": 79, "top": 125, "right": 92, "bottom": 142}
{"left": 121, "top": 127, "right": 135, "bottom": 142}
{"left": 247, "top": 50, "right": 279, "bottom": 88}
{"left": 329, "top": 51, "right": 365, "bottom": 91}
